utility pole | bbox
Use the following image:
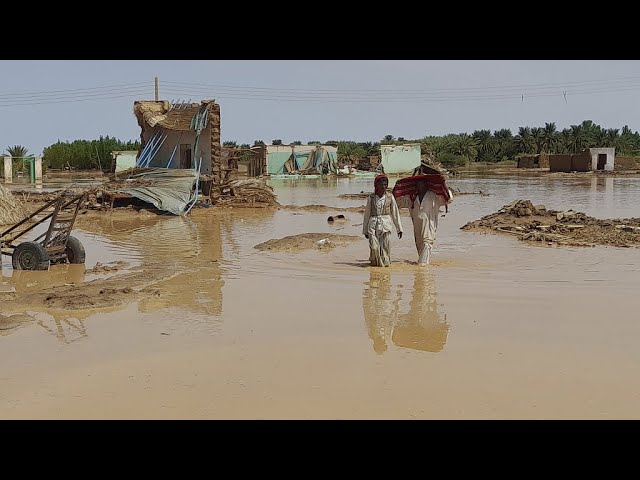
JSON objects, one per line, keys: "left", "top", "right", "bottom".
{"left": 155, "top": 77, "right": 159, "bottom": 101}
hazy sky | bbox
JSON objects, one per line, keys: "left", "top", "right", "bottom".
{"left": 1, "top": 60, "right": 639, "bottom": 155}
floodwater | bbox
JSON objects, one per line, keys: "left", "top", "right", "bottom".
{"left": 2, "top": 174, "right": 640, "bottom": 419}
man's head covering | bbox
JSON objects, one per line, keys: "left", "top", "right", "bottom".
{"left": 374, "top": 174, "right": 388, "bottom": 186}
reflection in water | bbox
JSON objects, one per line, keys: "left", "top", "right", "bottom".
{"left": 2, "top": 264, "right": 86, "bottom": 295}
{"left": 363, "top": 271, "right": 399, "bottom": 354}
{"left": 363, "top": 269, "right": 449, "bottom": 354}
{"left": 0, "top": 213, "right": 229, "bottom": 341}
{"left": 35, "top": 314, "right": 87, "bottom": 344}
{"left": 393, "top": 270, "right": 449, "bottom": 353}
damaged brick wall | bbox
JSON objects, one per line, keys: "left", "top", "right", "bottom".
{"left": 548, "top": 154, "right": 572, "bottom": 172}
{"left": 517, "top": 155, "right": 536, "bottom": 168}
{"left": 210, "top": 102, "right": 222, "bottom": 184}
{"left": 571, "top": 151, "right": 592, "bottom": 172}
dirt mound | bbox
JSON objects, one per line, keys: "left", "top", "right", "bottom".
{"left": 462, "top": 199, "right": 640, "bottom": 247}
{"left": 255, "top": 233, "right": 360, "bottom": 252}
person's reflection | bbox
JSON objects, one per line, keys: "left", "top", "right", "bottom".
{"left": 392, "top": 269, "right": 449, "bottom": 353}
{"left": 362, "top": 269, "right": 449, "bottom": 354}
{"left": 362, "top": 270, "right": 400, "bottom": 354}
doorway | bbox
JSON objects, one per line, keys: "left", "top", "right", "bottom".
{"left": 180, "top": 144, "right": 192, "bottom": 169}
{"left": 597, "top": 153, "right": 607, "bottom": 170}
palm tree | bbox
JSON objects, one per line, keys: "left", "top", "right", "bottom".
{"left": 272, "top": 139, "right": 283, "bottom": 145}
{"left": 542, "top": 122, "right": 558, "bottom": 153}
{"left": 568, "top": 125, "right": 589, "bottom": 153}
{"left": 337, "top": 142, "right": 366, "bottom": 164}
{"left": 530, "top": 127, "right": 545, "bottom": 154}
{"left": 381, "top": 134, "right": 395, "bottom": 145}
{"left": 6, "top": 145, "right": 29, "bottom": 158}
{"left": 515, "top": 127, "right": 534, "bottom": 154}
{"left": 448, "top": 134, "right": 478, "bottom": 164}
{"left": 223, "top": 141, "right": 238, "bottom": 148}
{"left": 493, "top": 128, "right": 515, "bottom": 160}
{"left": 604, "top": 128, "right": 619, "bottom": 148}
{"left": 472, "top": 129, "right": 495, "bottom": 161}
{"left": 421, "top": 136, "right": 447, "bottom": 159}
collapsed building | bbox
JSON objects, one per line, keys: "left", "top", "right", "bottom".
{"left": 264, "top": 144, "right": 338, "bottom": 176}
{"left": 99, "top": 99, "right": 276, "bottom": 215}
{"left": 133, "top": 99, "right": 223, "bottom": 180}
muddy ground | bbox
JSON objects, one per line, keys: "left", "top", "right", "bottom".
{"left": 462, "top": 199, "right": 640, "bottom": 247}
{"left": 1, "top": 262, "right": 164, "bottom": 313}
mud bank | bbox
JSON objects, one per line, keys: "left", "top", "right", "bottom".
{"left": 462, "top": 200, "right": 640, "bottom": 247}
{"left": 255, "top": 233, "right": 360, "bottom": 252}
{"left": 280, "top": 204, "right": 365, "bottom": 213}
{"left": 338, "top": 193, "right": 370, "bottom": 200}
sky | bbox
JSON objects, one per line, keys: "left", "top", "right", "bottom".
{"left": 1, "top": 60, "right": 640, "bottom": 155}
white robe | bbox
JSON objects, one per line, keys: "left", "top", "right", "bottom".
{"left": 362, "top": 193, "right": 403, "bottom": 267}
{"left": 397, "top": 191, "right": 448, "bottom": 265}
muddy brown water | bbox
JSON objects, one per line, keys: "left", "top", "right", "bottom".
{"left": 1, "top": 174, "right": 640, "bottom": 419}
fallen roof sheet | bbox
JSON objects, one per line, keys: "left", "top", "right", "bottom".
{"left": 116, "top": 168, "right": 198, "bottom": 216}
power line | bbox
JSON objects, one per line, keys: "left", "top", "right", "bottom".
{"left": 0, "top": 81, "right": 151, "bottom": 98}
{"left": 2, "top": 73, "right": 640, "bottom": 107}
{"left": 159, "top": 83, "right": 640, "bottom": 103}
{"left": 0, "top": 91, "right": 156, "bottom": 107}
{"left": 161, "top": 73, "right": 640, "bottom": 94}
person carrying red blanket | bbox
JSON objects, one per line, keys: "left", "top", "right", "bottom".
{"left": 394, "top": 176, "right": 453, "bottom": 266}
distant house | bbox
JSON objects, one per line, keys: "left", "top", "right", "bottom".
{"left": 266, "top": 144, "right": 338, "bottom": 175}
{"left": 379, "top": 144, "right": 421, "bottom": 174}
{"left": 589, "top": 147, "right": 615, "bottom": 171}
{"left": 111, "top": 150, "right": 138, "bottom": 173}
{"left": 548, "top": 148, "right": 614, "bottom": 172}
{"left": 133, "top": 99, "right": 223, "bottom": 182}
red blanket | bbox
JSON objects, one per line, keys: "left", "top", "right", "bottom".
{"left": 392, "top": 174, "right": 451, "bottom": 203}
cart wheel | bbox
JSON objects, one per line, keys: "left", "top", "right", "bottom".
{"left": 12, "top": 241, "right": 50, "bottom": 271}
{"left": 65, "top": 236, "right": 86, "bottom": 264}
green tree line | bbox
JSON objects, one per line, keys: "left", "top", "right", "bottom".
{"left": 43, "top": 136, "right": 140, "bottom": 170}
{"left": 224, "top": 120, "right": 640, "bottom": 169}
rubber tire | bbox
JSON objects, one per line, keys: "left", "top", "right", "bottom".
{"left": 65, "top": 236, "right": 86, "bottom": 264}
{"left": 12, "top": 241, "right": 50, "bottom": 271}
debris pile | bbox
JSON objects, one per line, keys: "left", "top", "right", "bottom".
{"left": 214, "top": 179, "right": 279, "bottom": 207}
{"left": 9, "top": 176, "right": 279, "bottom": 214}
{"left": 462, "top": 199, "right": 640, "bottom": 247}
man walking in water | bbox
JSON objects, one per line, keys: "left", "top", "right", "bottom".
{"left": 397, "top": 178, "right": 452, "bottom": 266}
{"left": 362, "top": 174, "right": 403, "bottom": 267}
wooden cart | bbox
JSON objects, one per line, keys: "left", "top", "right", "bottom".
{"left": 1, "top": 192, "right": 87, "bottom": 271}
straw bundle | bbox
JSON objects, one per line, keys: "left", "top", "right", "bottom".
{"left": 0, "top": 184, "right": 28, "bottom": 226}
